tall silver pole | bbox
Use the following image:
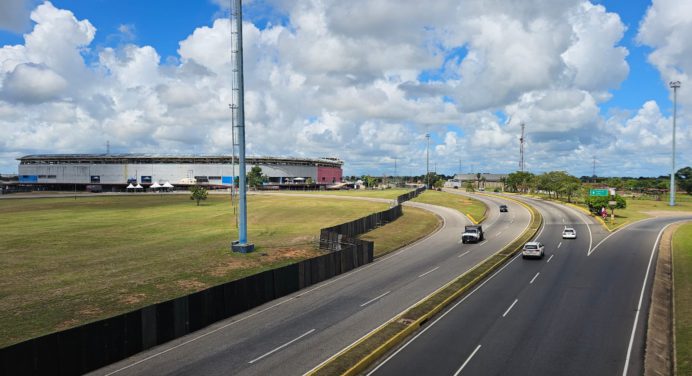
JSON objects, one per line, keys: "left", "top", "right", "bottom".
{"left": 669, "top": 81, "right": 681, "bottom": 206}
{"left": 231, "top": 0, "right": 253, "bottom": 252}
{"left": 426, "top": 132, "right": 430, "bottom": 188}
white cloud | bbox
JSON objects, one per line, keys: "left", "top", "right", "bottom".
{"left": 4, "top": 0, "right": 683, "bottom": 178}
{"left": 1, "top": 63, "right": 68, "bottom": 103}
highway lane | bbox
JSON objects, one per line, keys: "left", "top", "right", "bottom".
{"left": 368, "top": 197, "right": 690, "bottom": 376}
{"left": 93, "top": 194, "right": 531, "bottom": 376}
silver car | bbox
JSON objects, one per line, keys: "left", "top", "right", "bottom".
{"left": 522, "top": 241, "right": 545, "bottom": 259}
{"left": 562, "top": 228, "right": 577, "bottom": 239}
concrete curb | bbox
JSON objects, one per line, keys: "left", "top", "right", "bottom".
{"left": 307, "top": 195, "right": 542, "bottom": 376}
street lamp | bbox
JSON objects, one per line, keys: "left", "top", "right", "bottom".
{"left": 669, "top": 80, "right": 681, "bottom": 206}
{"left": 426, "top": 132, "right": 430, "bottom": 189}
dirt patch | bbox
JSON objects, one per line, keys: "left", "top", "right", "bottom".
{"left": 209, "top": 258, "right": 256, "bottom": 277}
{"left": 119, "top": 293, "right": 147, "bottom": 305}
{"left": 55, "top": 319, "right": 80, "bottom": 331}
{"left": 79, "top": 306, "right": 104, "bottom": 316}
{"left": 176, "top": 279, "right": 209, "bottom": 291}
{"left": 265, "top": 247, "right": 319, "bottom": 261}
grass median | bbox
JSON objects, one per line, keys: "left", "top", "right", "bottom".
{"left": 673, "top": 222, "right": 692, "bottom": 375}
{"left": 0, "top": 193, "right": 438, "bottom": 348}
{"left": 310, "top": 196, "right": 541, "bottom": 376}
{"left": 412, "top": 190, "right": 487, "bottom": 222}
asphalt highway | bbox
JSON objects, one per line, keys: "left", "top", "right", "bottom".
{"left": 93, "top": 193, "right": 531, "bottom": 376}
{"left": 368, "top": 194, "right": 691, "bottom": 376}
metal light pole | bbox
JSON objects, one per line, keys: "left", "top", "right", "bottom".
{"left": 425, "top": 132, "right": 430, "bottom": 189}
{"left": 669, "top": 80, "right": 681, "bottom": 206}
{"left": 231, "top": 0, "right": 253, "bottom": 252}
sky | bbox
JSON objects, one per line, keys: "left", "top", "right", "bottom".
{"left": 0, "top": 0, "right": 690, "bottom": 178}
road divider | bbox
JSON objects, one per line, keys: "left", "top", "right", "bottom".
{"left": 306, "top": 194, "right": 542, "bottom": 376}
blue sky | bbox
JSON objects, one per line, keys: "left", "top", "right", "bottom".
{"left": 0, "top": 0, "right": 689, "bottom": 177}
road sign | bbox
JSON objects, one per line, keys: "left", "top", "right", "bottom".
{"left": 590, "top": 189, "right": 608, "bottom": 196}
{"left": 608, "top": 200, "right": 617, "bottom": 207}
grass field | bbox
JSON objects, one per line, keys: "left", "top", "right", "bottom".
{"left": 273, "top": 188, "right": 409, "bottom": 200}
{"left": 361, "top": 206, "right": 441, "bottom": 257}
{"left": 0, "top": 193, "right": 436, "bottom": 347}
{"left": 674, "top": 223, "right": 692, "bottom": 375}
{"left": 411, "top": 190, "right": 487, "bottom": 221}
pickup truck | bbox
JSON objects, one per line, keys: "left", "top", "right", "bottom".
{"left": 462, "top": 225, "right": 484, "bottom": 244}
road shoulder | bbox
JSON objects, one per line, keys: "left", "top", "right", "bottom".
{"left": 644, "top": 223, "right": 679, "bottom": 376}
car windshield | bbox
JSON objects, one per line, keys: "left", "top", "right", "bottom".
{"left": 565, "top": 230, "right": 574, "bottom": 234}
{"left": 524, "top": 245, "right": 537, "bottom": 250}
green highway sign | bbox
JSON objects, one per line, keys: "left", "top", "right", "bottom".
{"left": 590, "top": 189, "right": 609, "bottom": 197}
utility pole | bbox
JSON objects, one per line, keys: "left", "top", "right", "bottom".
{"left": 670, "top": 80, "right": 681, "bottom": 206}
{"left": 394, "top": 158, "right": 397, "bottom": 186}
{"left": 230, "top": 0, "right": 253, "bottom": 252}
{"left": 519, "top": 123, "right": 525, "bottom": 172}
{"left": 106, "top": 140, "right": 110, "bottom": 154}
{"left": 426, "top": 131, "right": 430, "bottom": 189}
{"left": 592, "top": 157, "right": 596, "bottom": 181}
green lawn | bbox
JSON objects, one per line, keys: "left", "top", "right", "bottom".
{"left": 360, "top": 206, "right": 441, "bottom": 257}
{"left": 411, "top": 190, "right": 487, "bottom": 222}
{"left": 674, "top": 223, "right": 692, "bottom": 375}
{"left": 272, "top": 188, "right": 409, "bottom": 200}
{"left": 0, "top": 194, "right": 396, "bottom": 347}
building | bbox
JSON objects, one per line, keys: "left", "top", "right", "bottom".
{"left": 17, "top": 154, "right": 343, "bottom": 191}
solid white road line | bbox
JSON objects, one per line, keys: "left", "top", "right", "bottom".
{"left": 558, "top": 242, "right": 562, "bottom": 249}
{"left": 479, "top": 240, "right": 487, "bottom": 246}
{"left": 588, "top": 219, "right": 650, "bottom": 256}
{"left": 496, "top": 231, "right": 503, "bottom": 236}
{"left": 546, "top": 254, "right": 554, "bottom": 263}
{"left": 248, "top": 329, "right": 316, "bottom": 364}
{"left": 502, "top": 299, "right": 519, "bottom": 318}
{"left": 622, "top": 221, "right": 686, "bottom": 376}
{"left": 530, "top": 272, "right": 540, "bottom": 284}
{"left": 360, "top": 291, "right": 391, "bottom": 307}
{"left": 453, "top": 344, "right": 482, "bottom": 376}
{"left": 458, "top": 250, "right": 471, "bottom": 258}
{"left": 418, "top": 266, "right": 440, "bottom": 278}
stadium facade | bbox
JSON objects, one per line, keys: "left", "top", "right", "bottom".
{"left": 17, "top": 154, "right": 343, "bottom": 191}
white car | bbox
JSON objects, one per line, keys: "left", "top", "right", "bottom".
{"left": 522, "top": 241, "right": 545, "bottom": 259}
{"left": 562, "top": 228, "right": 577, "bottom": 239}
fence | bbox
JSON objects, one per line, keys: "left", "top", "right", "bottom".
{"left": 1, "top": 187, "right": 424, "bottom": 375}
{"left": 0, "top": 242, "right": 372, "bottom": 376}
{"left": 319, "top": 186, "right": 426, "bottom": 251}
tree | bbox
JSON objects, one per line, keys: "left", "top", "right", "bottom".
{"left": 676, "top": 166, "right": 692, "bottom": 194}
{"left": 247, "top": 166, "right": 266, "bottom": 189}
{"left": 585, "top": 194, "right": 626, "bottom": 214}
{"left": 433, "top": 179, "right": 444, "bottom": 189}
{"left": 189, "top": 185, "right": 208, "bottom": 206}
{"left": 363, "top": 175, "right": 377, "bottom": 188}
{"left": 465, "top": 181, "right": 475, "bottom": 192}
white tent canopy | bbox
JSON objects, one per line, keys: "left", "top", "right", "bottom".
{"left": 150, "top": 182, "right": 161, "bottom": 189}
{"left": 135, "top": 184, "right": 143, "bottom": 189}
{"left": 126, "top": 183, "right": 135, "bottom": 189}
{"left": 162, "top": 182, "right": 174, "bottom": 188}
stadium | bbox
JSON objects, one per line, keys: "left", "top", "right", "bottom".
{"left": 17, "top": 154, "right": 343, "bottom": 191}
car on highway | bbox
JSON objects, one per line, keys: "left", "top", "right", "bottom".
{"left": 499, "top": 204, "right": 508, "bottom": 212}
{"left": 522, "top": 241, "right": 545, "bottom": 259}
{"left": 562, "top": 227, "right": 577, "bottom": 239}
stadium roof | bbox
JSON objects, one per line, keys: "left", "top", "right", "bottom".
{"left": 18, "top": 154, "right": 343, "bottom": 166}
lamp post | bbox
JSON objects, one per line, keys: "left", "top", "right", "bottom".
{"left": 425, "top": 132, "right": 430, "bottom": 189}
{"left": 669, "top": 80, "right": 680, "bottom": 207}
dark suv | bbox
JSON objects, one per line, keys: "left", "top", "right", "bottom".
{"left": 499, "top": 205, "right": 508, "bottom": 212}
